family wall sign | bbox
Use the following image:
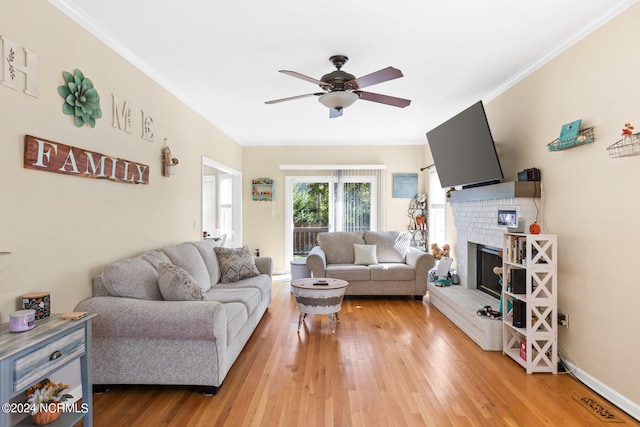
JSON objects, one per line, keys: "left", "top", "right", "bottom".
{"left": 24, "top": 135, "right": 149, "bottom": 185}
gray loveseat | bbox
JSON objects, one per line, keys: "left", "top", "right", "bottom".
{"left": 75, "top": 239, "right": 272, "bottom": 394}
{"left": 306, "top": 231, "right": 435, "bottom": 299}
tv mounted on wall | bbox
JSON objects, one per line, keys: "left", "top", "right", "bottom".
{"left": 426, "top": 101, "right": 504, "bottom": 189}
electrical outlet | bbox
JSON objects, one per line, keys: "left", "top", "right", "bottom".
{"left": 558, "top": 312, "right": 569, "bottom": 328}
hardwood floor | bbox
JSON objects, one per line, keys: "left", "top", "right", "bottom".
{"left": 89, "top": 277, "right": 638, "bottom": 426}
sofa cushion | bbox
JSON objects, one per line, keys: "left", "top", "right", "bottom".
{"left": 157, "top": 263, "right": 208, "bottom": 301}
{"left": 317, "top": 232, "right": 365, "bottom": 264}
{"left": 364, "top": 231, "right": 409, "bottom": 263}
{"left": 369, "top": 263, "right": 415, "bottom": 281}
{"left": 325, "top": 264, "right": 370, "bottom": 281}
{"left": 354, "top": 244, "right": 378, "bottom": 265}
{"left": 102, "top": 253, "right": 165, "bottom": 300}
{"left": 189, "top": 240, "right": 222, "bottom": 286}
{"left": 206, "top": 287, "right": 262, "bottom": 317}
{"left": 161, "top": 243, "right": 212, "bottom": 292}
{"left": 215, "top": 246, "right": 261, "bottom": 283}
{"left": 215, "top": 273, "right": 272, "bottom": 300}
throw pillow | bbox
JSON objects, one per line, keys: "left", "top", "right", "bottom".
{"left": 157, "top": 263, "right": 207, "bottom": 301}
{"left": 214, "top": 246, "right": 261, "bottom": 283}
{"left": 354, "top": 244, "right": 378, "bottom": 265}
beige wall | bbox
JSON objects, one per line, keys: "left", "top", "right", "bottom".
{"left": 477, "top": 7, "right": 640, "bottom": 407}
{"left": 0, "top": 2, "right": 242, "bottom": 321}
{"left": 242, "top": 145, "right": 428, "bottom": 271}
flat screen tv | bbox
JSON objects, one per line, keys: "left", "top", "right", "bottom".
{"left": 426, "top": 101, "right": 504, "bottom": 188}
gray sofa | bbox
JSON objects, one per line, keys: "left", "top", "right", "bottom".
{"left": 75, "top": 239, "right": 272, "bottom": 394}
{"left": 306, "top": 231, "right": 435, "bottom": 298}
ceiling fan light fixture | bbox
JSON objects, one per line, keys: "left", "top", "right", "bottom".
{"left": 318, "top": 91, "right": 359, "bottom": 111}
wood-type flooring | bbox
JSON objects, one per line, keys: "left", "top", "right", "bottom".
{"left": 87, "top": 277, "right": 639, "bottom": 426}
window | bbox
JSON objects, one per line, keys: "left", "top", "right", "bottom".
{"left": 428, "top": 168, "right": 446, "bottom": 246}
{"left": 202, "top": 175, "right": 216, "bottom": 236}
{"left": 218, "top": 174, "right": 233, "bottom": 238}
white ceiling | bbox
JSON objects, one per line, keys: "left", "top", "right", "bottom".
{"left": 52, "top": 0, "right": 635, "bottom": 146}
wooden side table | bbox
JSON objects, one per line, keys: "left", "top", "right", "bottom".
{"left": 0, "top": 313, "right": 95, "bottom": 427}
{"left": 290, "top": 278, "right": 348, "bottom": 333}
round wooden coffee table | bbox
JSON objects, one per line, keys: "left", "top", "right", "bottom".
{"left": 290, "top": 277, "right": 349, "bottom": 333}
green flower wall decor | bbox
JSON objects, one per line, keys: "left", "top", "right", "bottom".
{"left": 57, "top": 69, "right": 102, "bottom": 128}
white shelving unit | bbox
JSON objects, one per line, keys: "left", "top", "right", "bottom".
{"left": 502, "top": 233, "right": 558, "bottom": 374}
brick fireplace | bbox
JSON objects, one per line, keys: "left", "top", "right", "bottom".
{"left": 449, "top": 184, "right": 539, "bottom": 292}
{"left": 427, "top": 182, "right": 540, "bottom": 351}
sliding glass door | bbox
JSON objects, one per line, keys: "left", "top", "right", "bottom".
{"left": 285, "top": 177, "right": 332, "bottom": 261}
{"left": 285, "top": 173, "right": 377, "bottom": 265}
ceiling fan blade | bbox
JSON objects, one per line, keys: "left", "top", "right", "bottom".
{"left": 279, "top": 70, "right": 333, "bottom": 88}
{"left": 357, "top": 91, "right": 411, "bottom": 108}
{"left": 265, "top": 93, "right": 321, "bottom": 104}
{"left": 345, "top": 66, "right": 403, "bottom": 89}
{"left": 329, "top": 108, "right": 343, "bottom": 119}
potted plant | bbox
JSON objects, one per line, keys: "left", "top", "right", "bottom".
{"left": 25, "top": 378, "right": 73, "bottom": 425}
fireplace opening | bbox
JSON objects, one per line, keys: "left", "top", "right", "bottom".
{"left": 477, "top": 245, "right": 502, "bottom": 299}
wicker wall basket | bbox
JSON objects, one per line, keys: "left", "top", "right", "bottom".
{"left": 607, "top": 133, "right": 640, "bottom": 158}
{"left": 547, "top": 127, "right": 595, "bottom": 151}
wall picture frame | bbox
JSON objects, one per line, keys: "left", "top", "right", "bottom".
{"left": 392, "top": 173, "right": 418, "bottom": 198}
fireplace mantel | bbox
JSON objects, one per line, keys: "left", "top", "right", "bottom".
{"left": 447, "top": 181, "right": 540, "bottom": 203}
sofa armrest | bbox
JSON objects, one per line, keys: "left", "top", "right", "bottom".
{"left": 306, "top": 246, "right": 326, "bottom": 277}
{"left": 406, "top": 247, "right": 436, "bottom": 280}
{"left": 75, "top": 296, "right": 226, "bottom": 342}
{"left": 254, "top": 256, "right": 273, "bottom": 277}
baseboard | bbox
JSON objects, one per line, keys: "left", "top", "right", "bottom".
{"left": 561, "top": 358, "right": 640, "bottom": 422}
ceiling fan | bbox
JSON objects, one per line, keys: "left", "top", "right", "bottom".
{"left": 265, "top": 55, "right": 411, "bottom": 118}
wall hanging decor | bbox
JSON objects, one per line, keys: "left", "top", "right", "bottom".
{"left": 1, "top": 35, "right": 39, "bottom": 97}
{"left": 547, "top": 119, "right": 595, "bottom": 151}
{"left": 393, "top": 173, "right": 418, "bottom": 198}
{"left": 607, "top": 123, "right": 640, "bottom": 158}
{"left": 252, "top": 178, "right": 274, "bottom": 201}
{"left": 24, "top": 135, "right": 149, "bottom": 184}
{"left": 57, "top": 69, "right": 102, "bottom": 128}
{"left": 162, "top": 141, "right": 179, "bottom": 177}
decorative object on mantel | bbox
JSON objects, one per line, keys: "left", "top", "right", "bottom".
{"left": 162, "top": 140, "right": 179, "bottom": 177}
{"left": 25, "top": 378, "right": 73, "bottom": 425}
{"left": 547, "top": 120, "right": 595, "bottom": 151}
{"left": 607, "top": 123, "right": 640, "bottom": 158}
{"left": 57, "top": 69, "right": 102, "bottom": 128}
{"left": 24, "top": 135, "right": 149, "bottom": 184}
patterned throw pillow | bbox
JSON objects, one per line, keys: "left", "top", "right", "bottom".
{"left": 214, "top": 246, "right": 261, "bottom": 283}
{"left": 157, "top": 263, "right": 207, "bottom": 301}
